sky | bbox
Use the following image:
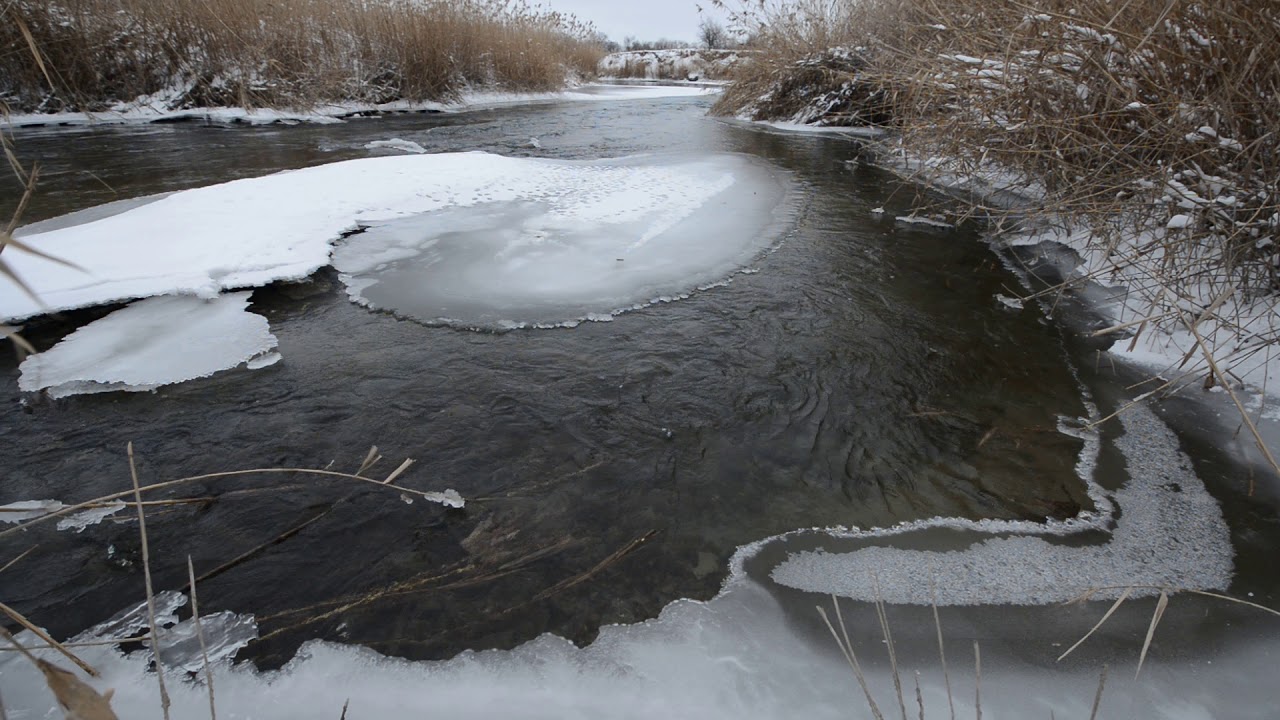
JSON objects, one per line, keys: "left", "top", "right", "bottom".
{"left": 541, "top": 0, "right": 733, "bottom": 44}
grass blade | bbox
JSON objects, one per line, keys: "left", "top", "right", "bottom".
{"left": 129, "top": 442, "right": 172, "bottom": 720}
{"left": 1136, "top": 591, "right": 1169, "bottom": 679}
{"left": 1058, "top": 586, "right": 1133, "bottom": 662}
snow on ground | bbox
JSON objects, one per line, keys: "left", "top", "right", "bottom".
{"left": 332, "top": 154, "right": 791, "bottom": 328}
{"left": 2, "top": 85, "right": 719, "bottom": 129}
{"left": 2, "top": 152, "right": 789, "bottom": 329}
{"left": 1003, "top": 221, "right": 1280, "bottom": 416}
{"left": 18, "top": 293, "right": 278, "bottom": 397}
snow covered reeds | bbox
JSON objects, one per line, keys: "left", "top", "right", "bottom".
{"left": 715, "top": 0, "right": 1280, "bottom": 442}
{"left": 0, "top": 0, "right": 606, "bottom": 113}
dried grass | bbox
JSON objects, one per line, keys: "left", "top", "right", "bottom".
{"left": 714, "top": 0, "right": 1280, "bottom": 453}
{"left": 0, "top": 0, "right": 606, "bottom": 113}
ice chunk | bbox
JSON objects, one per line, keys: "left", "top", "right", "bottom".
{"left": 332, "top": 154, "right": 792, "bottom": 327}
{"left": 56, "top": 501, "right": 127, "bottom": 532}
{"left": 895, "top": 214, "right": 955, "bottom": 229}
{"left": 154, "top": 611, "right": 259, "bottom": 672}
{"left": 365, "top": 138, "right": 427, "bottom": 154}
{"left": 995, "top": 293, "right": 1025, "bottom": 310}
{"left": 0, "top": 499, "right": 65, "bottom": 523}
{"left": 1167, "top": 213, "right": 1193, "bottom": 229}
{"left": 19, "top": 292, "right": 279, "bottom": 398}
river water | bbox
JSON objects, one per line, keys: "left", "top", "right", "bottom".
{"left": 1, "top": 90, "right": 1277, "bottom": 717}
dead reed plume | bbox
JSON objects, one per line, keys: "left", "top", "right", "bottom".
{"left": 0, "top": 0, "right": 606, "bottom": 113}
{"left": 714, "top": 0, "right": 1280, "bottom": 462}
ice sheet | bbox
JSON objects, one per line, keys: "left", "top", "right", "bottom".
{"left": 2, "top": 152, "right": 778, "bottom": 322}
{"left": 18, "top": 293, "right": 279, "bottom": 397}
{"left": 332, "top": 154, "right": 791, "bottom": 327}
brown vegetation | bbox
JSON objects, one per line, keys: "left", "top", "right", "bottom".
{"left": 715, "top": 0, "right": 1280, "bottom": 430}
{"left": 0, "top": 0, "right": 606, "bottom": 112}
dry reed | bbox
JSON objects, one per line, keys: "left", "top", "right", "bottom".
{"left": 713, "top": 0, "right": 1280, "bottom": 448}
{"left": 0, "top": 0, "right": 606, "bottom": 113}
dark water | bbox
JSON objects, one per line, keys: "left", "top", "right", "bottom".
{"left": 1, "top": 94, "right": 1267, "bottom": 672}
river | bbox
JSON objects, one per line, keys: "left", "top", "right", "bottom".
{"left": 1, "top": 88, "right": 1276, "bottom": 718}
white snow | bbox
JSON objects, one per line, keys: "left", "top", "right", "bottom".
{"left": 330, "top": 153, "right": 792, "bottom": 327}
{"left": 18, "top": 293, "right": 279, "bottom": 397}
{"left": 3, "top": 85, "right": 719, "bottom": 129}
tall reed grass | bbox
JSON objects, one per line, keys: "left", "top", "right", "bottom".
{"left": 0, "top": 0, "right": 606, "bottom": 112}
{"left": 715, "top": 0, "right": 1280, "bottom": 452}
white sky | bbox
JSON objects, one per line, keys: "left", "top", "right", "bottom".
{"left": 541, "top": 0, "right": 733, "bottom": 44}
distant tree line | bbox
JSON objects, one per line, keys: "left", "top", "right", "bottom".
{"left": 606, "top": 18, "right": 742, "bottom": 53}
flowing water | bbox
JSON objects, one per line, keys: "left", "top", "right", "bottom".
{"left": 1, "top": 90, "right": 1277, "bottom": 717}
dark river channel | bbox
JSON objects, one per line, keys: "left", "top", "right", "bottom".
{"left": 1, "top": 89, "right": 1276, "bottom": 704}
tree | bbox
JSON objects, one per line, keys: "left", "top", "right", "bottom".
{"left": 698, "top": 18, "right": 729, "bottom": 49}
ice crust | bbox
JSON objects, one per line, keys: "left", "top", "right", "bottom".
{"left": 18, "top": 293, "right": 278, "bottom": 397}
{"left": 771, "top": 402, "right": 1233, "bottom": 604}
{"left": 331, "top": 154, "right": 791, "bottom": 327}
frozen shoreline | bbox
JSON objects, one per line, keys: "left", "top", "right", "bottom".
{"left": 2, "top": 84, "right": 721, "bottom": 130}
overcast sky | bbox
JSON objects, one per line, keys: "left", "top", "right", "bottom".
{"left": 542, "top": 0, "right": 732, "bottom": 44}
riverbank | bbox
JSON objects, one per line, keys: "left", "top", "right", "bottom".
{"left": 2, "top": 85, "right": 719, "bottom": 129}
{"left": 0, "top": 0, "right": 604, "bottom": 115}
{"left": 712, "top": 0, "right": 1280, "bottom": 443}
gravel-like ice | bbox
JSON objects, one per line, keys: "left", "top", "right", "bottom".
{"left": 771, "top": 402, "right": 1233, "bottom": 604}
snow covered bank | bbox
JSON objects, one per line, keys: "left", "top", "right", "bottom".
{"left": 599, "top": 49, "right": 748, "bottom": 81}
{"left": 17, "top": 293, "right": 279, "bottom": 397}
{"left": 3, "top": 85, "right": 719, "bottom": 129}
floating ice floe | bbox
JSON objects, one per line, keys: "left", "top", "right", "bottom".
{"left": 995, "top": 293, "right": 1025, "bottom": 311}
{"left": 3, "top": 152, "right": 788, "bottom": 326}
{"left": 331, "top": 153, "right": 791, "bottom": 327}
{"left": 895, "top": 214, "right": 956, "bottom": 229}
{"left": 365, "top": 138, "right": 428, "bottom": 154}
{"left": 18, "top": 293, "right": 279, "bottom": 398}
{"left": 1, "top": 499, "right": 126, "bottom": 530}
